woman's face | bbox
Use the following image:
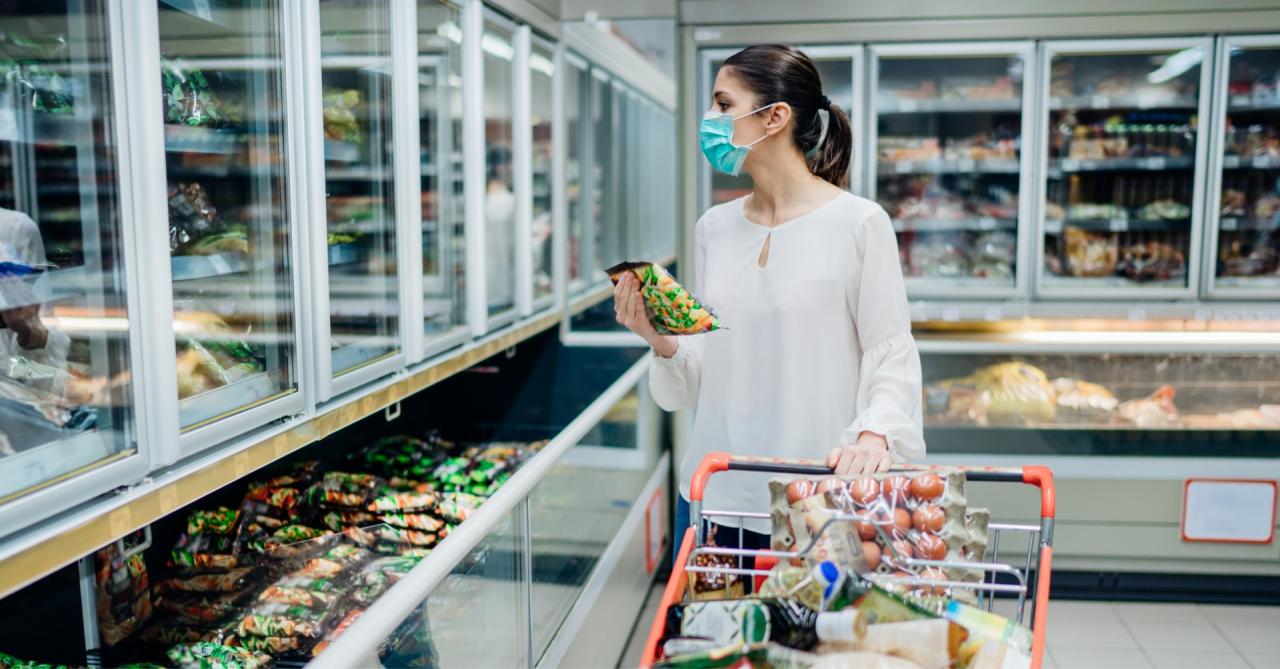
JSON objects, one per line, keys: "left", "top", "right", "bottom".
{"left": 711, "top": 67, "right": 770, "bottom": 146}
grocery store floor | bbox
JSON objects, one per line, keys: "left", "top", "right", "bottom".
{"left": 616, "top": 588, "right": 1280, "bottom": 668}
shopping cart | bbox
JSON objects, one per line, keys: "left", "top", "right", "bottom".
{"left": 639, "top": 452, "right": 1056, "bottom": 669}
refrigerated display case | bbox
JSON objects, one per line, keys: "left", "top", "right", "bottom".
{"left": 1206, "top": 35, "right": 1280, "bottom": 298}
{"left": 564, "top": 52, "right": 589, "bottom": 294}
{"left": 157, "top": 0, "right": 300, "bottom": 433}
{"left": 0, "top": 0, "right": 148, "bottom": 535}
{"left": 316, "top": 0, "right": 402, "bottom": 382}
{"left": 531, "top": 39, "right": 555, "bottom": 307}
{"left": 589, "top": 68, "right": 612, "bottom": 284}
{"left": 418, "top": 0, "right": 469, "bottom": 352}
{"left": 870, "top": 43, "right": 1034, "bottom": 298}
{"left": 482, "top": 14, "right": 518, "bottom": 323}
{"left": 698, "top": 46, "right": 861, "bottom": 208}
{"left": 1038, "top": 38, "right": 1211, "bottom": 298}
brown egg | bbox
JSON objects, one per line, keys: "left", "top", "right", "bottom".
{"left": 888, "top": 539, "right": 915, "bottom": 564}
{"left": 913, "top": 505, "right": 946, "bottom": 534}
{"left": 892, "top": 507, "right": 912, "bottom": 538}
{"left": 881, "top": 476, "right": 911, "bottom": 506}
{"left": 817, "top": 477, "right": 845, "bottom": 494}
{"left": 786, "top": 479, "right": 818, "bottom": 505}
{"left": 914, "top": 533, "right": 948, "bottom": 561}
{"left": 889, "top": 569, "right": 914, "bottom": 582}
{"left": 849, "top": 478, "right": 880, "bottom": 506}
{"left": 856, "top": 521, "right": 878, "bottom": 541}
{"left": 861, "top": 541, "right": 882, "bottom": 571}
{"left": 909, "top": 474, "right": 945, "bottom": 502}
{"left": 919, "top": 567, "right": 948, "bottom": 595}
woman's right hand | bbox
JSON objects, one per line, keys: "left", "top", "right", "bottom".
{"left": 614, "top": 273, "right": 678, "bottom": 357}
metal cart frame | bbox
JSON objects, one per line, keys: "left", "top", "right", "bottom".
{"left": 639, "top": 452, "right": 1056, "bottom": 668}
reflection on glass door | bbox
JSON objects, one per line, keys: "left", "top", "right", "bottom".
{"left": 0, "top": 0, "right": 135, "bottom": 502}
{"left": 531, "top": 42, "right": 554, "bottom": 304}
{"left": 702, "top": 49, "right": 856, "bottom": 207}
{"left": 158, "top": 0, "right": 296, "bottom": 429}
{"left": 419, "top": 1, "right": 466, "bottom": 343}
{"left": 873, "top": 46, "right": 1029, "bottom": 296}
{"left": 589, "top": 70, "right": 611, "bottom": 280}
{"left": 483, "top": 21, "right": 516, "bottom": 318}
{"left": 1041, "top": 40, "right": 1207, "bottom": 295}
{"left": 1212, "top": 39, "right": 1280, "bottom": 293}
{"left": 320, "top": 0, "right": 400, "bottom": 375}
{"left": 564, "top": 54, "right": 588, "bottom": 292}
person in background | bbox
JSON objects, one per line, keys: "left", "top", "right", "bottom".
{"left": 484, "top": 145, "right": 516, "bottom": 312}
{"left": 0, "top": 207, "right": 68, "bottom": 391}
{"left": 613, "top": 45, "right": 924, "bottom": 562}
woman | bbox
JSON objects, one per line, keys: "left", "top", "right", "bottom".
{"left": 613, "top": 45, "right": 924, "bottom": 559}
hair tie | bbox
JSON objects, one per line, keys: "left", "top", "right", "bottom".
{"left": 820, "top": 95, "right": 832, "bottom": 110}
{"left": 805, "top": 108, "right": 830, "bottom": 160}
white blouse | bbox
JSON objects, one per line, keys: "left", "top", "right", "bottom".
{"left": 651, "top": 192, "right": 924, "bottom": 533}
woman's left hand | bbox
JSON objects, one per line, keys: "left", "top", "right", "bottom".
{"left": 827, "top": 432, "right": 892, "bottom": 475}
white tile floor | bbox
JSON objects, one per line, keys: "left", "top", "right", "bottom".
{"left": 617, "top": 590, "right": 1280, "bottom": 669}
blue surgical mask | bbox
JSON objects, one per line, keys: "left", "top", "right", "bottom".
{"left": 699, "top": 103, "right": 777, "bottom": 176}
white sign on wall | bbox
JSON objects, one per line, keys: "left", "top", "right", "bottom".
{"left": 1181, "top": 479, "right": 1277, "bottom": 544}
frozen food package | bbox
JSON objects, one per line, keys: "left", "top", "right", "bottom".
{"left": 155, "top": 592, "right": 245, "bottom": 627}
{"left": 154, "top": 567, "right": 256, "bottom": 595}
{"left": 367, "top": 492, "right": 437, "bottom": 513}
{"left": 606, "top": 261, "right": 722, "bottom": 335}
{"left": 234, "top": 602, "right": 328, "bottom": 639}
{"left": 310, "top": 608, "right": 364, "bottom": 656}
{"left": 94, "top": 534, "right": 154, "bottom": 646}
{"left": 166, "top": 641, "right": 270, "bottom": 669}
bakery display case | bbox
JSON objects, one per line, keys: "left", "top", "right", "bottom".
{"left": 0, "top": 0, "right": 147, "bottom": 533}
{"left": 1207, "top": 35, "right": 1280, "bottom": 298}
{"left": 1038, "top": 38, "right": 1211, "bottom": 298}
{"left": 317, "top": 0, "right": 402, "bottom": 382}
{"left": 482, "top": 14, "right": 518, "bottom": 323}
{"left": 699, "top": 47, "right": 861, "bottom": 208}
{"left": 157, "top": 0, "right": 299, "bottom": 432}
{"left": 418, "top": 0, "right": 469, "bottom": 351}
{"left": 870, "top": 43, "right": 1033, "bottom": 298}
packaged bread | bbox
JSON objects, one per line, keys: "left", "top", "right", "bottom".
{"left": 607, "top": 261, "right": 721, "bottom": 335}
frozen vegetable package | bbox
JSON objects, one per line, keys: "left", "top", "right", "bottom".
{"left": 606, "top": 261, "right": 721, "bottom": 335}
{"left": 94, "top": 533, "right": 154, "bottom": 646}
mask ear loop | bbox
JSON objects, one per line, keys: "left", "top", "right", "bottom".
{"left": 805, "top": 109, "right": 830, "bottom": 160}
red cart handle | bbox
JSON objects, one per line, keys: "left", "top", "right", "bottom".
{"left": 690, "top": 452, "right": 1055, "bottom": 519}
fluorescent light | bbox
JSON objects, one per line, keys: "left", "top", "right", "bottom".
{"left": 481, "top": 33, "right": 513, "bottom": 62}
{"left": 1148, "top": 47, "right": 1202, "bottom": 85}
{"left": 530, "top": 53, "right": 555, "bottom": 77}
{"left": 437, "top": 21, "right": 462, "bottom": 45}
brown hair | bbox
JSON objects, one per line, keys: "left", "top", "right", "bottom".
{"left": 722, "top": 44, "right": 852, "bottom": 188}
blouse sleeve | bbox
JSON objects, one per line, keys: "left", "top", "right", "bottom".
{"left": 648, "top": 217, "right": 707, "bottom": 412}
{"left": 842, "top": 207, "right": 926, "bottom": 460}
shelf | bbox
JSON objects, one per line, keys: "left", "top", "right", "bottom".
{"left": 1218, "top": 216, "right": 1280, "bottom": 232}
{"left": 877, "top": 98, "right": 1021, "bottom": 114}
{"left": 1037, "top": 275, "right": 1186, "bottom": 290}
{"left": 171, "top": 251, "right": 250, "bottom": 281}
{"left": 164, "top": 125, "right": 240, "bottom": 155}
{"left": 1045, "top": 218, "right": 1190, "bottom": 233}
{"left": 1222, "top": 155, "right": 1280, "bottom": 170}
{"left": 893, "top": 217, "right": 1017, "bottom": 232}
{"left": 327, "top": 166, "right": 391, "bottom": 181}
{"left": 907, "top": 300, "right": 1280, "bottom": 323}
{"left": 1049, "top": 94, "right": 1199, "bottom": 111}
{"left": 0, "top": 431, "right": 122, "bottom": 504}
{"left": 878, "top": 158, "right": 1020, "bottom": 175}
{"left": 1227, "top": 96, "right": 1280, "bottom": 111}
{"left": 1048, "top": 156, "right": 1193, "bottom": 173}
{"left": 924, "top": 420, "right": 1280, "bottom": 433}
{"left": 1215, "top": 276, "right": 1280, "bottom": 288}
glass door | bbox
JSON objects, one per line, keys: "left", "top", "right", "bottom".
{"left": 699, "top": 47, "right": 860, "bottom": 210}
{"left": 0, "top": 0, "right": 138, "bottom": 509}
{"left": 870, "top": 43, "right": 1033, "bottom": 299}
{"left": 318, "top": 0, "right": 400, "bottom": 379}
{"left": 564, "top": 53, "right": 588, "bottom": 295}
{"left": 1038, "top": 38, "right": 1210, "bottom": 298}
{"left": 418, "top": 1, "right": 467, "bottom": 350}
{"left": 157, "top": 0, "right": 297, "bottom": 430}
{"left": 587, "top": 68, "right": 611, "bottom": 285}
{"left": 482, "top": 16, "right": 517, "bottom": 322}
{"left": 1207, "top": 36, "right": 1280, "bottom": 297}
{"left": 530, "top": 39, "right": 554, "bottom": 307}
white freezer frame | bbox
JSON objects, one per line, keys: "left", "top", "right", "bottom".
{"left": 1202, "top": 34, "right": 1280, "bottom": 302}
{"left": 1034, "top": 36, "right": 1213, "bottom": 301}
{"left": 869, "top": 41, "right": 1037, "bottom": 301}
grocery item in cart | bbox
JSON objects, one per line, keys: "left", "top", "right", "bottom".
{"left": 687, "top": 537, "right": 746, "bottom": 601}
{"left": 607, "top": 261, "right": 722, "bottom": 335}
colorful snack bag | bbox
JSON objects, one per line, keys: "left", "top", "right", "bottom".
{"left": 187, "top": 508, "right": 241, "bottom": 536}
{"left": 155, "top": 593, "right": 244, "bottom": 626}
{"left": 139, "top": 621, "right": 209, "bottom": 646}
{"left": 235, "top": 603, "right": 326, "bottom": 638}
{"left": 94, "top": 534, "right": 154, "bottom": 646}
{"left": 378, "top": 513, "right": 445, "bottom": 532}
{"left": 351, "top": 555, "right": 420, "bottom": 605}
{"left": 166, "top": 642, "right": 270, "bottom": 669}
{"left": 311, "top": 608, "right": 364, "bottom": 656}
{"left": 367, "top": 492, "right": 437, "bottom": 513}
{"left": 257, "top": 585, "right": 335, "bottom": 610}
{"left": 273, "top": 574, "right": 339, "bottom": 594}
{"left": 321, "top": 510, "right": 381, "bottom": 532}
{"left": 154, "top": 567, "right": 255, "bottom": 595}
{"left": 222, "top": 634, "right": 303, "bottom": 655}
{"left": 607, "top": 261, "right": 722, "bottom": 335}
{"left": 434, "top": 492, "right": 483, "bottom": 523}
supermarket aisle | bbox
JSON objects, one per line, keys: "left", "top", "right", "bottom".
{"left": 618, "top": 582, "right": 664, "bottom": 668}
{"left": 622, "top": 598, "right": 1280, "bottom": 668}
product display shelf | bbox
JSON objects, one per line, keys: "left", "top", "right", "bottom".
{"left": 1047, "top": 156, "right": 1195, "bottom": 173}
{"left": 1044, "top": 217, "right": 1190, "bottom": 233}
{"left": 877, "top": 97, "right": 1022, "bottom": 113}
{"left": 878, "top": 158, "right": 1021, "bottom": 174}
{"left": 894, "top": 217, "right": 1017, "bottom": 233}
{"left": 1048, "top": 94, "right": 1200, "bottom": 111}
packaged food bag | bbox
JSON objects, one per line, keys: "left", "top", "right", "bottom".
{"left": 606, "top": 261, "right": 721, "bottom": 335}
{"left": 94, "top": 533, "right": 154, "bottom": 646}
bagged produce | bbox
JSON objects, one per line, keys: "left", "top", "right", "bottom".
{"left": 607, "top": 261, "right": 721, "bottom": 335}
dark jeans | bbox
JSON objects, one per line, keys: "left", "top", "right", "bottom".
{"left": 673, "top": 495, "right": 770, "bottom": 575}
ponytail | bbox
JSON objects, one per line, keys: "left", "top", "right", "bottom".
{"left": 722, "top": 44, "right": 853, "bottom": 188}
